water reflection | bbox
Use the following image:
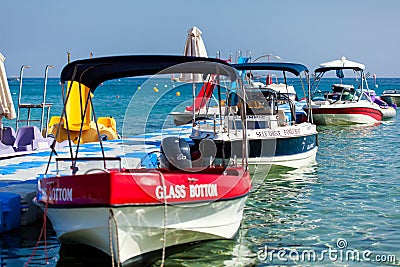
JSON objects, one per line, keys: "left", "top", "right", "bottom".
{"left": 0, "top": 221, "right": 59, "bottom": 266}
{"left": 151, "top": 165, "right": 319, "bottom": 266}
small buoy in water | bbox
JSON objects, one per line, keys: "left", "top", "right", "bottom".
{"left": 138, "top": 86, "right": 141, "bottom": 90}
{"left": 176, "top": 91, "right": 180, "bottom": 96}
{"left": 116, "top": 95, "right": 120, "bottom": 98}
{"left": 164, "top": 84, "right": 168, "bottom": 88}
{"left": 153, "top": 87, "right": 159, "bottom": 92}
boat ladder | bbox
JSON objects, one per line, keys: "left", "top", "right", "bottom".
{"left": 15, "top": 65, "right": 54, "bottom": 136}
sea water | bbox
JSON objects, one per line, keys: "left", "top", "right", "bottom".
{"left": 0, "top": 77, "right": 399, "bottom": 266}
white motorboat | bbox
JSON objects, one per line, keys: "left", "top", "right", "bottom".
{"left": 381, "top": 89, "right": 400, "bottom": 107}
{"left": 35, "top": 55, "right": 252, "bottom": 266}
{"left": 305, "top": 57, "right": 383, "bottom": 125}
{"left": 169, "top": 74, "right": 223, "bottom": 126}
{"left": 191, "top": 62, "right": 318, "bottom": 170}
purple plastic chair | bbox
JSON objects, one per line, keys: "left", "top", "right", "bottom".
{"left": 14, "top": 126, "right": 42, "bottom": 151}
{"left": 0, "top": 141, "right": 15, "bottom": 155}
{"left": 1, "top": 126, "right": 16, "bottom": 146}
{"left": 14, "top": 126, "right": 54, "bottom": 152}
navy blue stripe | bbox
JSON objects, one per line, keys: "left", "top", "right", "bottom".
{"left": 208, "top": 134, "right": 317, "bottom": 159}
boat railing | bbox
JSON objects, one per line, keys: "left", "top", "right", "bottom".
{"left": 55, "top": 156, "right": 122, "bottom": 176}
{"left": 225, "top": 111, "right": 238, "bottom": 136}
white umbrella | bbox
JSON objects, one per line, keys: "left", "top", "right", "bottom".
{"left": 180, "top": 26, "right": 208, "bottom": 83}
{"left": 320, "top": 56, "right": 365, "bottom": 70}
{"left": 0, "top": 52, "right": 16, "bottom": 126}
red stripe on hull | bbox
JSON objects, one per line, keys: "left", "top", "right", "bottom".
{"left": 306, "top": 106, "right": 383, "bottom": 121}
{"left": 38, "top": 167, "right": 251, "bottom": 206}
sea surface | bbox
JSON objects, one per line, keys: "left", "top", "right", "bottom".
{"left": 1, "top": 77, "right": 399, "bottom": 266}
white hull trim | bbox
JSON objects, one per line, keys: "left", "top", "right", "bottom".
{"left": 248, "top": 146, "right": 318, "bottom": 170}
{"left": 380, "top": 108, "right": 396, "bottom": 119}
{"left": 312, "top": 113, "right": 379, "bottom": 125}
{"left": 45, "top": 197, "right": 247, "bottom": 264}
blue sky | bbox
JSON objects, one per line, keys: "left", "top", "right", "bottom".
{"left": 1, "top": 0, "right": 400, "bottom": 77}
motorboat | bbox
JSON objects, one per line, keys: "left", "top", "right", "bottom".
{"left": 191, "top": 62, "right": 318, "bottom": 170}
{"left": 381, "top": 89, "right": 400, "bottom": 106}
{"left": 34, "top": 55, "right": 252, "bottom": 266}
{"left": 252, "top": 74, "right": 308, "bottom": 123}
{"left": 305, "top": 57, "right": 383, "bottom": 125}
{"left": 169, "top": 74, "right": 222, "bottom": 126}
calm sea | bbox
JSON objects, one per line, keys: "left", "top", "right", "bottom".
{"left": 1, "top": 77, "right": 399, "bottom": 266}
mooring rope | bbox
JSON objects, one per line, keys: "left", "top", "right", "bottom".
{"left": 108, "top": 209, "right": 121, "bottom": 267}
{"left": 24, "top": 197, "right": 49, "bottom": 266}
{"left": 108, "top": 209, "right": 115, "bottom": 267}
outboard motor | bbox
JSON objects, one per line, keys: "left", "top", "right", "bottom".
{"left": 160, "top": 137, "right": 192, "bottom": 170}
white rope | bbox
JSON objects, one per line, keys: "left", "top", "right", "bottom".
{"left": 108, "top": 209, "right": 115, "bottom": 267}
{"left": 109, "top": 209, "right": 121, "bottom": 267}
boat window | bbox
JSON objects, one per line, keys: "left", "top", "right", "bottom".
{"left": 245, "top": 89, "right": 276, "bottom": 115}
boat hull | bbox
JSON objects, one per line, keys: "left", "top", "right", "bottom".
{"left": 217, "top": 134, "right": 317, "bottom": 168}
{"left": 306, "top": 104, "right": 383, "bottom": 125}
{"left": 192, "top": 123, "right": 318, "bottom": 169}
{"left": 45, "top": 197, "right": 246, "bottom": 264}
{"left": 248, "top": 146, "right": 318, "bottom": 169}
{"left": 36, "top": 167, "right": 251, "bottom": 264}
{"left": 170, "top": 112, "right": 210, "bottom": 126}
{"left": 170, "top": 106, "right": 223, "bottom": 126}
{"left": 380, "top": 94, "right": 400, "bottom": 107}
{"left": 379, "top": 107, "right": 396, "bottom": 119}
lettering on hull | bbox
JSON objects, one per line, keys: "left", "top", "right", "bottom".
{"left": 49, "top": 188, "right": 73, "bottom": 202}
{"left": 155, "top": 184, "right": 218, "bottom": 200}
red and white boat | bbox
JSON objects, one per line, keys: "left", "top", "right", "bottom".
{"left": 35, "top": 55, "right": 251, "bottom": 266}
{"left": 305, "top": 57, "right": 383, "bottom": 125}
{"left": 170, "top": 74, "right": 219, "bottom": 126}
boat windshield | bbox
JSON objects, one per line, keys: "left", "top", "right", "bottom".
{"left": 245, "top": 89, "right": 277, "bottom": 115}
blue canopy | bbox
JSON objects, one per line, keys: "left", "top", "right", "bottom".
{"left": 231, "top": 62, "right": 308, "bottom": 76}
{"left": 60, "top": 55, "right": 238, "bottom": 91}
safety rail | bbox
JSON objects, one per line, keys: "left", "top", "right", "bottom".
{"left": 16, "top": 65, "right": 53, "bottom": 136}
{"left": 55, "top": 156, "right": 122, "bottom": 175}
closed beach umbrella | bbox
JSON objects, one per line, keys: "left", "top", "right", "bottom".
{"left": 0, "top": 53, "right": 16, "bottom": 125}
{"left": 180, "top": 26, "right": 208, "bottom": 83}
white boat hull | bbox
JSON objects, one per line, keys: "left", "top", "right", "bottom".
{"left": 192, "top": 122, "right": 318, "bottom": 170}
{"left": 170, "top": 106, "right": 223, "bottom": 126}
{"left": 308, "top": 101, "right": 383, "bottom": 125}
{"left": 380, "top": 93, "right": 400, "bottom": 106}
{"left": 45, "top": 197, "right": 247, "bottom": 264}
{"left": 379, "top": 107, "right": 396, "bottom": 119}
{"left": 312, "top": 113, "right": 379, "bottom": 125}
{"left": 249, "top": 146, "right": 318, "bottom": 170}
